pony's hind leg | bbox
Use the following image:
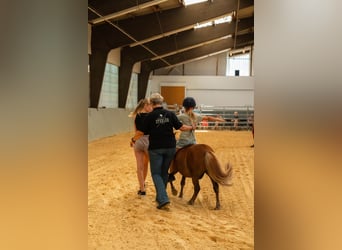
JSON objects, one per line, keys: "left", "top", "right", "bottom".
{"left": 179, "top": 176, "right": 186, "bottom": 198}
{"left": 188, "top": 178, "right": 200, "bottom": 205}
{"left": 210, "top": 178, "right": 221, "bottom": 210}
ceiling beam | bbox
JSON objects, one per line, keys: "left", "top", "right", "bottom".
{"left": 121, "top": 16, "right": 253, "bottom": 64}
{"left": 129, "top": 13, "right": 233, "bottom": 47}
{"left": 145, "top": 33, "right": 254, "bottom": 70}
{"left": 90, "top": 0, "right": 169, "bottom": 24}
{"left": 161, "top": 49, "right": 232, "bottom": 69}
{"left": 90, "top": 0, "right": 253, "bottom": 50}
{"left": 149, "top": 16, "right": 253, "bottom": 60}
{"left": 150, "top": 35, "right": 232, "bottom": 61}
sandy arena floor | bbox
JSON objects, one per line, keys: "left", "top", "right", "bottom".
{"left": 88, "top": 130, "right": 254, "bottom": 249}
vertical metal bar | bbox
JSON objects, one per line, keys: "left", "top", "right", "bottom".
{"left": 233, "top": 0, "right": 240, "bottom": 49}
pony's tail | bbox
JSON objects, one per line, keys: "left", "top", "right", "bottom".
{"left": 204, "top": 152, "right": 233, "bottom": 186}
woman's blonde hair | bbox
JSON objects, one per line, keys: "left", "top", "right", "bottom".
{"left": 184, "top": 106, "right": 196, "bottom": 124}
{"left": 128, "top": 98, "right": 150, "bottom": 118}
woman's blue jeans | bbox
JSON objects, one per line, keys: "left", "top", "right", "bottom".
{"left": 148, "top": 147, "right": 176, "bottom": 206}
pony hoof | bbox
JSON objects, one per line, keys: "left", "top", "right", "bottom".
{"left": 187, "top": 201, "right": 194, "bottom": 205}
{"left": 171, "top": 189, "right": 178, "bottom": 196}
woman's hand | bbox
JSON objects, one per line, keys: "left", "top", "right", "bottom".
{"left": 130, "top": 138, "right": 135, "bottom": 147}
{"left": 217, "top": 115, "right": 226, "bottom": 122}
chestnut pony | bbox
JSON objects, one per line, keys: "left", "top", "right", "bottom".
{"left": 168, "top": 144, "right": 233, "bottom": 210}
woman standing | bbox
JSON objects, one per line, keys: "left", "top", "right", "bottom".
{"left": 130, "top": 98, "right": 153, "bottom": 196}
{"left": 142, "top": 93, "right": 194, "bottom": 210}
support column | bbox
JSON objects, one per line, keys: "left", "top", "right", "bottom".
{"left": 89, "top": 48, "right": 110, "bottom": 108}
{"left": 118, "top": 57, "right": 135, "bottom": 108}
{"left": 138, "top": 69, "right": 152, "bottom": 100}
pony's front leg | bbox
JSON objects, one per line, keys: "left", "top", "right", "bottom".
{"left": 188, "top": 178, "right": 200, "bottom": 205}
{"left": 168, "top": 173, "right": 178, "bottom": 196}
{"left": 179, "top": 176, "right": 186, "bottom": 198}
{"left": 211, "top": 178, "right": 221, "bottom": 210}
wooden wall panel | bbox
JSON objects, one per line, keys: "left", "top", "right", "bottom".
{"left": 160, "top": 86, "right": 185, "bottom": 106}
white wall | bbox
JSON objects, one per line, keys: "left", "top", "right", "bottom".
{"left": 147, "top": 75, "right": 254, "bottom": 107}
{"left": 184, "top": 53, "right": 227, "bottom": 75}
{"left": 154, "top": 52, "right": 227, "bottom": 76}
{"left": 88, "top": 108, "right": 134, "bottom": 141}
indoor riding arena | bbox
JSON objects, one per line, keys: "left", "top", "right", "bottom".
{"left": 88, "top": 129, "right": 254, "bottom": 249}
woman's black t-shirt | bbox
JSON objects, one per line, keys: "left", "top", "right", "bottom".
{"left": 135, "top": 113, "right": 149, "bottom": 131}
{"left": 142, "top": 107, "right": 183, "bottom": 150}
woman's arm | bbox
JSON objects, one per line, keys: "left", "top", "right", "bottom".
{"left": 203, "top": 115, "right": 226, "bottom": 122}
{"left": 179, "top": 123, "right": 195, "bottom": 131}
{"left": 130, "top": 130, "right": 144, "bottom": 147}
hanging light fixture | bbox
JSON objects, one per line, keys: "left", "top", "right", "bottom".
{"left": 183, "top": 0, "right": 208, "bottom": 7}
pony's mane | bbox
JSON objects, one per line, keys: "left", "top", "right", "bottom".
{"left": 175, "top": 144, "right": 194, "bottom": 156}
